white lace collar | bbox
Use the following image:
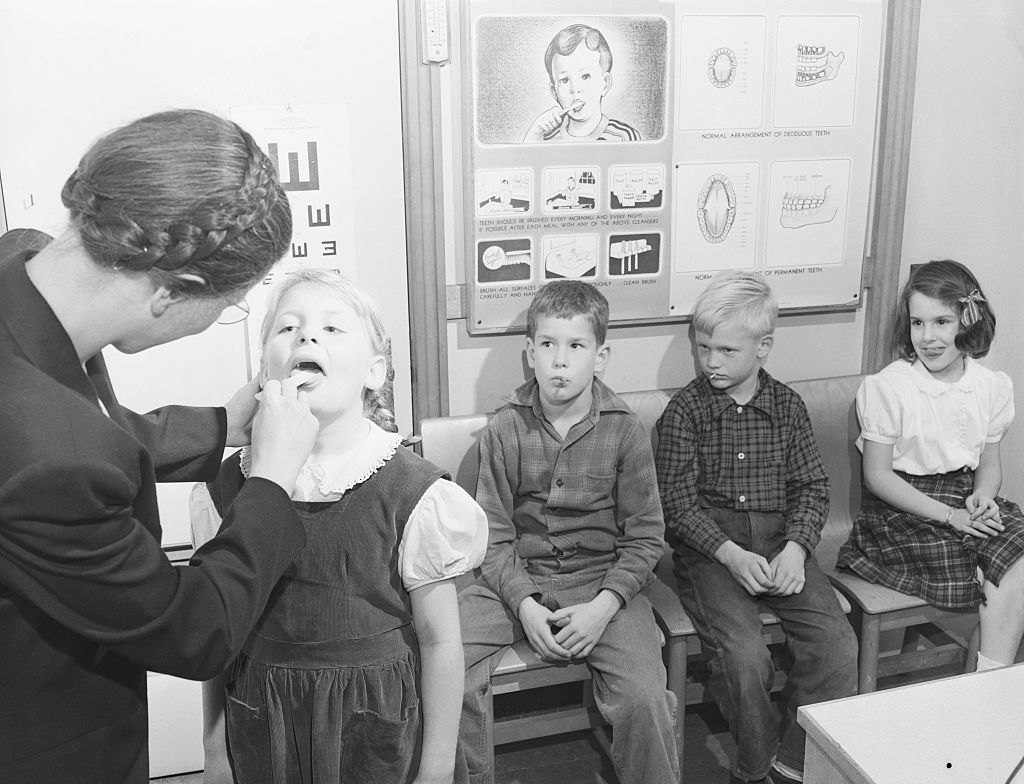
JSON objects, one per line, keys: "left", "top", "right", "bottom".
{"left": 240, "top": 420, "right": 404, "bottom": 501}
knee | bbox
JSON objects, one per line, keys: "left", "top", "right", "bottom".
{"left": 716, "top": 635, "right": 774, "bottom": 682}
{"left": 607, "top": 683, "right": 675, "bottom": 729}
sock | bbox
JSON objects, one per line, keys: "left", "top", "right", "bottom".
{"left": 772, "top": 760, "right": 803, "bottom": 782}
{"left": 976, "top": 652, "right": 1009, "bottom": 672}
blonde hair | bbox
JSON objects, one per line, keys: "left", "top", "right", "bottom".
{"left": 693, "top": 270, "right": 777, "bottom": 338}
{"left": 259, "top": 269, "right": 397, "bottom": 432}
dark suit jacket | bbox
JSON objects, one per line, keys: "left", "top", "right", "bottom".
{"left": 0, "top": 229, "right": 307, "bottom": 783}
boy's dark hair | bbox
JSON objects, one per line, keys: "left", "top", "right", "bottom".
{"left": 544, "top": 24, "right": 613, "bottom": 82}
{"left": 527, "top": 280, "right": 609, "bottom": 345}
{"left": 889, "top": 259, "right": 996, "bottom": 361}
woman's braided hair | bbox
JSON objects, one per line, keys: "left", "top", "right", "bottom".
{"left": 61, "top": 109, "right": 291, "bottom": 298}
{"left": 259, "top": 268, "right": 398, "bottom": 433}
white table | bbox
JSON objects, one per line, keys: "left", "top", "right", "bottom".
{"left": 798, "top": 663, "right": 1024, "bottom": 784}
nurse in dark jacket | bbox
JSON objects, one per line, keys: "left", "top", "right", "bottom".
{"left": 0, "top": 110, "right": 320, "bottom": 783}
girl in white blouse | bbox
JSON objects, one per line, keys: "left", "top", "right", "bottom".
{"left": 191, "top": 269, "right": 487, "bottom": 784}
{"left": 838, "top": 260, "right": 1024, "bottom": 672}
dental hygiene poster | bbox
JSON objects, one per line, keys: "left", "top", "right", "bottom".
{"left": 230, "top": 103, "right": 356, "bottom": 375}
{"left": 462, "top": 0, "right": 884, "bottom": 334}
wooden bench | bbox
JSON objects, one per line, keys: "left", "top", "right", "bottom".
{"left": 418, "top": 374, "right": 979, "bottom": 772}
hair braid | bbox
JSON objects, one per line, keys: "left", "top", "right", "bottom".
{"left": 61, "top": 109, "right": 291, "bottom": 296}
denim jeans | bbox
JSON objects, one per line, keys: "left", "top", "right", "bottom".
{"left": 676, "top": 509, "right": 857, "bottom": 782}
{"left": 455, "top": 552, "right": 679, "bottom": 784}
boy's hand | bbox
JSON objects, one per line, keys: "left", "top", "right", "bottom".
{"left": 549, "top": 590, "right": 621, "bottom": 659}
{"left": 523, "top": 105, "right": 570, "bottom": 142}
{"left": 518, "top": 597, "right": 572, "bottom": 661}
{"left": 768, "top": 541, "right": 807, "bottom": 596}
{"left": 715, "top": 541, "right": 773, "bottom": 596}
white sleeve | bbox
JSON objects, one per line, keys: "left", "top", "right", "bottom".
{"left": 398, "top": 478, "right": 488, "bottom": 591}
{"left": 987, "top": 371, "right": 1015, "bottom": 442}
{"left": 856, "top": 373, "right": 901, "bottom": 445}
{"left": 189, "top": 482, "right": 223, "bottom": 550}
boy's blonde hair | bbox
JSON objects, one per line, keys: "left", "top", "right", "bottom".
{"left": 259, "top": 268, "right": 397, "bottom": 432}
{"left": 693, "top": 270, "right": 777, "bottom": 338}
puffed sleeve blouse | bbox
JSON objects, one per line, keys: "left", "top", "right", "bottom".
{"left": 855, "top": 357, "right": 1014, "bottom": 475}
{"left": 191, "top": 421, "right": 487, "bottom": 591}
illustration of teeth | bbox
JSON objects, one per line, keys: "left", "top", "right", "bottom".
{"left": 707, "top": 47, "right": 737, "bottom": 88}
{"left": 795, "top": 44, "right": 844, "bottom": 86}
{"left": 610, "top": 238, "right": 651, "bottom": 274}
{"left": 697, "top": 174, "right": 736, "bottom": 243}
{"left": 780, "top": 185, "right": 838, "bottom": 228}
{"left": 481, "top": 245, "right": 533, "bottom": 270}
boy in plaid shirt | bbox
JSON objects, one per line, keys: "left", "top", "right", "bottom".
{"left": 655, "top": 271, "right": 856, "bottom": 784}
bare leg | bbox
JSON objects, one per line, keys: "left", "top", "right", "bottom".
{"left": 979, "top": 557, "right": 1024, "bottom": 664}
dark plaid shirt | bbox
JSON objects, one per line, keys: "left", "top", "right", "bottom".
{"left": 655, "top": 370, "right": 829, "bottom": 560}
{"left": 477, "top": 377, "right": 665, "bottom": 613}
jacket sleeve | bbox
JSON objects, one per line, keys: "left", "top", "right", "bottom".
{"left": 0, "top": 456, "right": 304, "bottom": 680}
{"left": 119, "top": 405, "right": 226, "bottom": 483}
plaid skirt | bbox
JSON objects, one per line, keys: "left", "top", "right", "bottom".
{"left": 837, "top": 469, "right": 1024, "bottom": 609}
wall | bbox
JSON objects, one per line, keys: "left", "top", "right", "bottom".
{"left": 900, "top": 1, "right": 1024, "bottom": 501}
{"left": 0, "top": 0, "right": 410, "bottom": 546}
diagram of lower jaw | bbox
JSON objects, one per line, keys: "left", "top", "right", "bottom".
{"left": 780, "top": 185, "right": 838, "bottom": 228}
{"left": 697, "top": 174, "right": 737, "bottom": 243}
{"left": 795, "top": 44, "right": 844, "bottom": 86}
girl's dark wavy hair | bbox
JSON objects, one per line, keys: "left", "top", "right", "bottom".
{"left": 889, "top": 259, "right": 996, "bottom": 361}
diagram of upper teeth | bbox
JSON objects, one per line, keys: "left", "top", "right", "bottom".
{"left": 707, "top": 47, "right": 737, "bottom": 88}
{"left": 796, "top": 44, "right": 845, "bottom": 86}
{"left": 780, "top": 185, "right": 838, "bottom": 228}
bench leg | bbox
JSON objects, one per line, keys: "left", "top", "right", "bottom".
{"left": 665, "top": 637, "right": 687, "bottom": 777}
{"left": 485, "top": 682, "right": 496, "bottom": 774}
{"left": 858, "top": 614, "right": 881, "bottom": 693}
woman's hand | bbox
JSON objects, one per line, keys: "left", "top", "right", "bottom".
{"left": 223, "top": 376, "right": 262, "bottom": 447}
{"left": 247, "top": 376, "right": 318, "bottom": 494}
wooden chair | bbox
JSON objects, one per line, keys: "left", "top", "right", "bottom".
{"left": 788, "top": 375, "right": 980, "bottom": 693}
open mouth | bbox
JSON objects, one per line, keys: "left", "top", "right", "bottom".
{"left": 292, "top": 360, "right": 325, "bottom": 375}
{"left": 290, "top": 361, "right": 325, "bottom": 386}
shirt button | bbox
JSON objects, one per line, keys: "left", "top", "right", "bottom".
{"left": 739, "top": 495, "right": 746, "bottom": 503}
{"left": 737, "top": 452, "right": 745, "bottom": 460}
{"left": 556, "top": 478, "right": 564, "bottom": 487}
{"left": 737, "top": 406, "right": 743, "bottom": 414}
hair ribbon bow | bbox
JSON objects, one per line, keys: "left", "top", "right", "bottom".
{"left": 959, "top": 289, "right": 986, "bottom": 328}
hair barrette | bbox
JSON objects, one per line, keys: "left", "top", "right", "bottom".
{"left": 958, "top": 289, "right": 986, "bottom": 328}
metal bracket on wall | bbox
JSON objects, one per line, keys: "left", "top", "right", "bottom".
{"left": 446, "top": 284, "right": 466, "bottom": 320}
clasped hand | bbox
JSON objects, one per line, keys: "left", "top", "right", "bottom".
{"left": 718, "top": 540, "right": 807, "bottom": 597}
{"left": 518, "top": 591, "right": 620, "bottom": 661}
{"left": 950, "top": 494, "right": 1003, "bottom": 538}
